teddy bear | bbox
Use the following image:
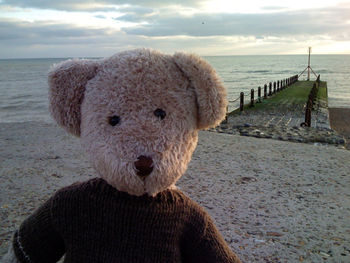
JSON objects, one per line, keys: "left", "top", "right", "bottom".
{"left": 2, "top": 49, "right": 241, "bottom": 263}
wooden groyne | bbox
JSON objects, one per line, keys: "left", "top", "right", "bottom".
{"left": 301, "top": 75, "right": 321, "bottom": 127}
{"left": 228, "top": 75, "right": 299, "bottom": 113}
{"left": 217, "top": 79, "right": 346, "bottom": 148}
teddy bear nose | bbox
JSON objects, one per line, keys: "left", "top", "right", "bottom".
{"left": 134, "top": 155, "right": 153, "bottom": 179}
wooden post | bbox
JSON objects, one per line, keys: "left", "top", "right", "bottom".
{"left": 277, "top": 80, "right": 280, "bottom": 92}
{"left": 307, "top": 47, "right": 311, "bottom": 81}
{"left": 264, "top": 84, "right": 267, "bottom": 98}
{"left": 250, "top": 89, "right": 254, "bottom": 107}
{"left": 305, "top": 100, "right": 312, "bottom": 126}
{"left": 240, "top": 92, "right": 244, "bottom": 111}
{"left": 312, "top": 83, "right": 317, "bottom": 105}
{"left": 269, "top": 82, "right": 272, "bottom": 96}
{"left": 273, "top": 82, "right": 276, "bottom": 94}
{"left": 301, "top": 108, "right": 311, "bottom": 127}
{"left": 301, "top": 99, "right": 312, "bottom": 127}
{"left": 306, "top": 108, "right": 311, "bottom": 126}
{"left": 258, "top": 86, "right": 261, "bottom": 102}
{"left": 223, "top": 106, "right": 228, "bottom": 123}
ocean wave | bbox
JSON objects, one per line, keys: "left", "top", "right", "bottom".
{"left": 229, "top": 70, "right": 272, "bottom": 74}
{"left": 246, "top": 70, "right": 271, "bottom": 73}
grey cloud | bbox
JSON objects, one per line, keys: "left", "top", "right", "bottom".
{"left": 0, "top": 18, "right": 221, "bottom": 58}
{"left": 0, "top": 19, "right": 140, "bottom": 58}
{"left": 0, "top": 0, "right": 202, "bottom": 11}
{"left": 120, "top": 6, "right": 350, "bottom": 39}
{"left": 116, "top": 6, "right": 154, "bottom": 15}
{"left": 1, "top": 1, "right": 349, "bottom": 58}
{"left": 0, "top": 20, "right": 111, "bottom": 42}
{"left": 0, "top": 17, "right": 343, "bottom": 59}
{"left": 332, "top": 33, "right": 350, "bottom": 41}
{"left": 114, "top": 6, "right": 155, "bottom": 22}
{"left": 0, "top": 0, "right": 116, "bottom": 11}
{"left": 115, "top": 14, "right": 142, "bottom": 22}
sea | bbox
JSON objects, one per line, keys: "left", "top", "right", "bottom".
{"left": 0, "top": 55, "right": 349, "bottom": 123}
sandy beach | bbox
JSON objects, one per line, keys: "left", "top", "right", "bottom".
{"left": 1, "top": 121, "right": 350, "bottom": 262}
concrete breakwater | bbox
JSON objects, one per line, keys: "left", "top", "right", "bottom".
{"left": 213, "top": 123, "right": 345, "bottom": 148}
{"left": 211, "top": 81, "right": 346, "bottom": 149}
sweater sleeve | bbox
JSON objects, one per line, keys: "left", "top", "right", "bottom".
{"left": 182, "top": 204, "right": 241, "bottom": 263}
{"left": 12, "top": 196, "right": 65, "bottom": 263}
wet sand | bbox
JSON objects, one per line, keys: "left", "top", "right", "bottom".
{"left": 329, "top": 108, "right": 350, "bottom": 150}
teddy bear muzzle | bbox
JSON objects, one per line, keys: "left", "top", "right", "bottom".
{"left": 134, "top": 155, "right": 154, "bottom": 180}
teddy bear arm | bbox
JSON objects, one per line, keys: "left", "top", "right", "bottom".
{"left": 9, "top": 197, "right": 65, "bottom": 263}
{"left": 182, "top": 210, "right": 241, "bottom": 263}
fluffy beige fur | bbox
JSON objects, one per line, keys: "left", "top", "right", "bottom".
{"left": 49, "top": 59, "right": 99, "bottom": 136}
{"left": 48, "top": 48, "right": 227, "bottom": 196}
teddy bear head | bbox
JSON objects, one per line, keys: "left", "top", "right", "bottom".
{"left": 48, "top": 49, "right": 227, "bottom": 196}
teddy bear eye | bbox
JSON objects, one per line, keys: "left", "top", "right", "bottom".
{"left": 154, "top": 109, "right": 166, "bottom": 120}
{"left": 108, "top": 115, "right": 120, "bottom": 126}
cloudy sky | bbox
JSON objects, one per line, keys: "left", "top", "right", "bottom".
{"left": 1, "top": 0, "right": 350, "bottom": 58}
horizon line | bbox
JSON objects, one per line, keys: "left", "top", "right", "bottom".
{"left": 1, "top": 53, "right": 350, "bottom": 60}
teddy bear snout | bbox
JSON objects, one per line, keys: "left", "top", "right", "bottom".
{"left": 134, "top": 155, "right": 154, "bottom": 180}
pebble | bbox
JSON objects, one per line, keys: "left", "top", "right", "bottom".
{"left": 319, "top": 251, "right": 331, "bottom": 258}
{"left": 266, "top": 232, "right": 284, "bottom": 237}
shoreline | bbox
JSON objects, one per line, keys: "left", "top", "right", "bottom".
{"left": 1, "top": 121, "right": 350, "bottom": 262}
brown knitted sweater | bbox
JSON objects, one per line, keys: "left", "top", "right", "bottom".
{"left": 13, "top": 178, "right": 241, "bottom": 263}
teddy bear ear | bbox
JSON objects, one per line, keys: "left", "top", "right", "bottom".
{"left": 48, "top": 59, "right": 99, "bottom": 136}
{"left": 173, "top": 52, "right": 228, "bottom": 130}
